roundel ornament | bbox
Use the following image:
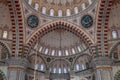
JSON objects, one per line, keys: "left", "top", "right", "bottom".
{"left": 81, "top": 15, "right": 93, "bottom": 28}
{"left": 27, "top": 15, "right": 39, "bottom": 28}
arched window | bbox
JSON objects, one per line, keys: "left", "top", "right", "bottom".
{"left": 65, "top": 50, "right": 68, "bottom": 56}
{"left": 3, "top": 31, "right": 8, "bottom": 39}
{"left": 76, "top": 64, "right": 80, "bottom": 71}
{"left": 66, "top": 9, "right": 71, "bottom": 16}
{"left": 39, "top": 46, "right": 43, "bottom": 52}
{"left": 82, "top": 64, "right": 86, "bottom": 70}
{"left": 42, "top": 7, "right": 46, "bottom": 14}
{"left": 113, "top": 52, "right": 119, "bottom": 59}
{"left": 74, "top": 7, "right": 78, "bottom": 14}
{"left": 77, "top": 46, "right": 81, "bottom": 52}
{"left": 50, "top": 9, "right": 54, "bottom": 16}
{"left": 53, "top": 68, "right": 56, "bottom": 73}
{"left": 82, "top": 3, "right": 86, "bottom": 10}
{"left": 28, "top": 0, "right": 32, "bottom": 5}
{"left": 58, "top": 68, "right": 62, "bottom": 74}
{"left": 112, "top": 30, "right": 118, "bottom": 39}
{"left": 35, "top": 64, "right": 38, "bottom": 70}
{"left": 51, "top": 50, "right": 55, "bottom": 56}
{"left": 58, "top": 50, "right": 62, "bottom": 56}
{"left": 88, "top": 0, "right": 92, "bottom": 5}
{"left": 45, "top": 48, "right": 48, "bottom": 54}
{"left": 72, "top": 48, "right": 75, "bottom": 54}
{"left": 34, "top": 3, "right": 39, "bottom": 10}
{"left": 64, "top": 68, "right": 67, "bottom": 73}
{"left": 58, "top": 10, "right": 62, "bottom": 17}
{"left": 40, "top": 64, "right": 44, "bottom": 71}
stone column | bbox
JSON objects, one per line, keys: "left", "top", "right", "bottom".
{"left": 6, "top": 58, "right": 29, "bottom": 80}
{"left": 93, "top": 57, "right": 113, "bottom": 80}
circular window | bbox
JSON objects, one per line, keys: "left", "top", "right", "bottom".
{"left": 81, "top": 15, "right": 93, "bottom": 28}
{"left": 27, "top": 15, "right": 39, "bottom": 28}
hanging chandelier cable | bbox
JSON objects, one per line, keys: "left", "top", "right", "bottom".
{"left": 33, "top": 37, "right": 39, "bottom": 80}
{"left": 33, "top": 0, "right": 39, "bottom": 79}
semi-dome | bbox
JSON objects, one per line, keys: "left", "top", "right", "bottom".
{"left": 35, "top": 28, "right": 87, "bottom": 57}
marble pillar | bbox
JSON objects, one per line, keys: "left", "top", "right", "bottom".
{"left": 6, "top": 58, "right": 29, "bottom": 80}
{"left": 93, "top": 57, "right": 113, "bottom": 80}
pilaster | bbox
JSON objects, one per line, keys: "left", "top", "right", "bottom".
{"left": 6, "top": 58, "right": 29, "bottom": 80}
{"left": 92, "top": 57, "right": 113, "bottom": 80}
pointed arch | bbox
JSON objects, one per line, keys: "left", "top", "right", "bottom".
{"left": 25, "top": 21, "right": 94, "bottom": 56}
{"left": 109, "top": 40, "right": 120, "bottom": 58}
{"left": 0, "top": 41, "right": 11, "bottom": 58}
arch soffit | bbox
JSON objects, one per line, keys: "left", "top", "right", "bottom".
{"left": 28, "top": 53, "right": 46, "bottom": 65}
{"left": 50, "top": 59, "right": 70, "bottom": 67}
{"left": 73, "top": 54, "right": 92, "bottom": 66}
{"left": 109, "top": 40, "right": 120, "bottom": 57}
{"left": 0, "top": 40, "right": 11, "bottom": 57}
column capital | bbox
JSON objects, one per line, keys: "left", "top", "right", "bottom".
{"left": 5, "top": 58, "right": 29, "bottom": 68}
{"left": 92, "top": 57, "right": 113, "bottom": 80}
{"left": 7, "top": 58, "right": 29, "bottom": 80}
{"left": 92, "top": 57, "right": 113, "bottom": 67}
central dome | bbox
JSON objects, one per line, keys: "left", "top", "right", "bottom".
{"left": 26, "top": 0, "right": 94, "bottom": 17}
{"left": 43, "top": 0, "right": 81, "bottom": 6}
